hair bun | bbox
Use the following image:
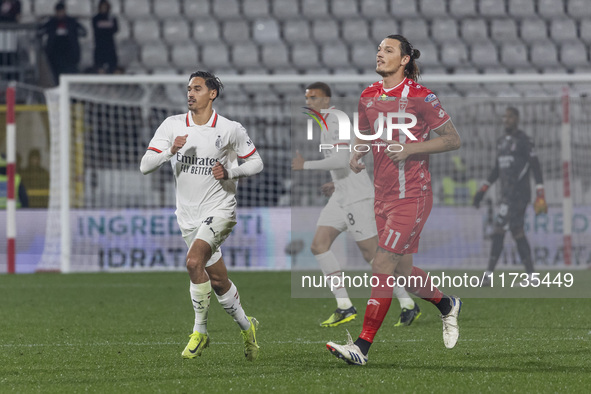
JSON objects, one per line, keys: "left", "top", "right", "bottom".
{"left": 412, "top": 49, "right": 421, "bottom": 60}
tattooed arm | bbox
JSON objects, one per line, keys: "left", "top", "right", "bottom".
{"left": 385, "top": 119, "right": 461, "bottom": 163}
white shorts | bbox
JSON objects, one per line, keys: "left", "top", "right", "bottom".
{"left": 182, "top": 216, "right": 237, "bottom": 267}
{"left": 317, "top": 197, "right": 377, "bottom": 242}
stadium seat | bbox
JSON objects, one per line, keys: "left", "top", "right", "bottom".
{"left": 240, "top": 69, "right": 273, "bottom": 97}
{"left": 78, "top": 17, "right": 92, "bottom": 46}
{"left": 312, "top": 19, "right": 340, "bottom": 43}
{"left": 451, "top": 66, "right": 479, "bottom": 75}
{"left": 371, "top": 18, "right": 400, "bottom": 42}
{"left": 18, "top": 0, "right": 33, "bottom": 21}
{"left": 479, "top": 0, "right": 506, "bottom": 18}
{"left": 193, "top": 19, "right": 222, "bottom": 43}
{"left": 212, "top": 0, "right": 240, "bottom": 19}
{"left": 117, "top": 39, "right": 139, "bottom": 68}
{"left": 116, "top": 17, "right": 131, "bottom": 41}
{"left": 153, "top": 0, "right": 181, "bottom": 19}
{"left": 550, "top": 18, "right": 578, "bottom": 43}
{"left": 123, "top": 0, "right": 151, "bottom": 19}
{"left": 342, "top": 19, "right": 370, "bottom": 44}
{"left": 580, "top": 22, "right": 591, "bottom": 43}
{"left": 252, "top": 19, "right": 281, "bottom": 43}
{"left": 162, "top": 19, "right": 191, "bottom": 44}
{"left": 171, "top": 43, "right": 199, "bottom": 69}
{"left": 282, "top": 19, "right": 311, "bottom": 43}
{"left": 183, "top": 0, "right": 210, "bottom": 18}
{"left": 520, "top": 18, "right": 548, "bottom": 44}
{"left": 537, "top": 0, "right": 566, "bottom": 19}
{"left": 420, "top": 65, "right": 446, "bottom": 75}
{"left": 34, "top": 0, "right": 55, "bottom": 15}
{"left": 530, "top": 42, "right": 560, "bottom": 69}
{"left": 559, "top": 41, "right": 589, "bottom": 69}
{"left": 80, "top": 44, "right": 93, "bottom": 70}
{"left": 232, "top": 43, "right": 260, "bottom": 70}
{"left": 440, "top": 41, "right": 468, "bottom": 67}
{"left": 413, "top": 41, "right": 439, "bottom": 67}
{"left": 460, "top": 19, "right": 489, "bottom": 44}
{"left": 270, "top": 68, "right": 302, "bottom": 95}
{"left": 360, "top": 0, "right": 388, "bottom": 18}
{"left": 222, "top": 20, "right": 251, "bottom": 43}
{"left": 320, "top": 42, "right": 350, "bottom": 68}
{"left": 132, "top": 18, "right": 161, "bottom": 44}
{"left": 290, "top": 43, "right": 320, "bottom": 69}
{"left": 330, "top": 0, "right": 358, "bottom": 18}
{"left": 109, "top": 0, "right": 122, "bottom": 14}
{"left": 490, "top": 19, "right": 518, "bottom": 42}
{"left": 470, "top": 41, "right": 499, "bottom": 68}
{"left": 261, "top": 42, "right": 290, "bottom": 68}
{"left": 301, "top": 0, "right": 329, "bottom": 18}
{"left": 67, "top": 0, "right": 92, "bottom": 16}
{"left": 243, "top": 0, "right": 270, "bottom": 19}
{"left": 448, "top": 0, "right": 477, "bottom": 19}
{"left": 272, "top": 0, "right": 300, "bottom": 20}
{"left": 501, "top": 42, "right": 530, "bottom": 68}
{"left": 390, "top": 0, "right": 418, "bottom": 18}
{"left": 351, "top": 41, "right": 379, "bottom": 68}
{"left": 332, "top": 66, "right": 360, "bottom": 75}
{"left": 401, "top": 19, "right": 430, "bottom": 42}
{"left": 430, "top": 20, "right": 459, "bottom": 44}
{"left": 567, "top": 0, "right": 591, "bottom": 19}
{"left": 141, "top": 42, "right": 170, "bottom": 69}
{"left": 419, "top": 0, "right": 447, "bottom": 19}
{"left": 507, "top": 0, "right": 535, "bottom": 18}
{"left": 200, "top": 42, "right": 231, "bottom": 69}
{"left": 302, "top": 67, "right": 330, "bottom": 76}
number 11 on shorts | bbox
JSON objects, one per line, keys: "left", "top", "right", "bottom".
{"left": 385, "top": 229, "right": 401, "bottom": 249}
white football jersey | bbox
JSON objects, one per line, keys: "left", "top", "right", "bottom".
{"left": 147, "top": 110, "right": 256, "bottom": 235}
{"left": 321, "top": 108, "right": 374, "bottom": 206}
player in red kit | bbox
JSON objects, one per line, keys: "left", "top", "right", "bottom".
{"left": 326, "top": 35, "right": 462, "bottom": 365}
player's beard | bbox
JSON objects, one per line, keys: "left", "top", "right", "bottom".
{"left": 376, "top": 63, "right": 402, "bottom": 78}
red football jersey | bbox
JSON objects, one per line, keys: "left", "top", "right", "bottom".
{"left": 357, "top": 78, "right": 451, "bottom": 201}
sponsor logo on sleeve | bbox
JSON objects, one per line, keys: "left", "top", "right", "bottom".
{"left": 425, "top": 93, "right": 437, "bottom": 103}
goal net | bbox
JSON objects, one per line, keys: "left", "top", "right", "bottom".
{"left": 36, "top": 74, "right": 591, "bottom": 273}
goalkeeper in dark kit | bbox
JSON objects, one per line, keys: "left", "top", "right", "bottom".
{"left": 473, "top": 106, "right": 547, "bottom": 286}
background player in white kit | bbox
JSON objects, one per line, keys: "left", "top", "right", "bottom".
{"left": 292, "top": 82, "right": 420, "bottom": 328}
{"left": 140, "top": 71, "right": 264, "bottom": 360}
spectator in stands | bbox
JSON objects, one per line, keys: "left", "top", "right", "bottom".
{"left": 20, "top": 149, "right": 49, "bottom": 208}
{"left": 92, "top": 0, "right": 118, "bottom": 74}
{"left": 37, "top": 1, "right": 87, "bottom": 85}
{"left": 0, "top": 0, "right": 20, "bottom": 21}
{"left": 0, "top": 153, "right": 29, "bottom": 208}
{"left": 440, "top": 155, "right": 477, "bottom": 205}
{"left": 0, "top": 0, "right": 21, "bottom": 80}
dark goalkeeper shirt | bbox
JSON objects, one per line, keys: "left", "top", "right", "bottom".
{"left": 486, "top": 130, "right": 544, "bottom": 204}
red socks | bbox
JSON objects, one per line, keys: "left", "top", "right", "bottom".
{"left": 359, "top": 274, "right": 393, "bottom": 343}
{"left": 405, "top": 266, "right": 443, "bottom": 305}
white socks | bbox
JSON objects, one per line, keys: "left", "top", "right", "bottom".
{"left": 315, "top": 250, "right": 353, "bottom": 310}
{"left": 392, "top": 284, "right": 415, "bottom": 310}
{"left": 190, "top": 281, "right": 211, "bottom": 334}
{"left": 215, "top": 281, "right": 251, "bottom": 331}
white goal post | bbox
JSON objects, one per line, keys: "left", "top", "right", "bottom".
{"left": 38, "top": 73, "right": 591, "bottom": 273}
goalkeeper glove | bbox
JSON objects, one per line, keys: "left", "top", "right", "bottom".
{"left": 534, "top": 186, "right": 548, "bottom": 215}
{"left": 473, "top": 184, "right": 489, "bottom": 208}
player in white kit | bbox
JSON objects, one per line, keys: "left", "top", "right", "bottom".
{"left": 140, "top": 71, "right": 264, "bottom": 360}
{"left": 292, "top": 82, "right": 420, "bottom": 328}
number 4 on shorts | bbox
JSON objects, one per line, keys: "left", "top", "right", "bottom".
{"left": 203, "top": 216, "right": 213, "bottom": 225}
{"left": 385, "top": 229, "right": 401, "bottom": 249}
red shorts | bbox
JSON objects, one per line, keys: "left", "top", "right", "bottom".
{"left": 375, "top": 194, "right": 433, "bottom": 254}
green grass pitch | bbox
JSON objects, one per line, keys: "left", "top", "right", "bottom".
{"left": 1, "top": 271, "right": 590, "bottom": 393}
